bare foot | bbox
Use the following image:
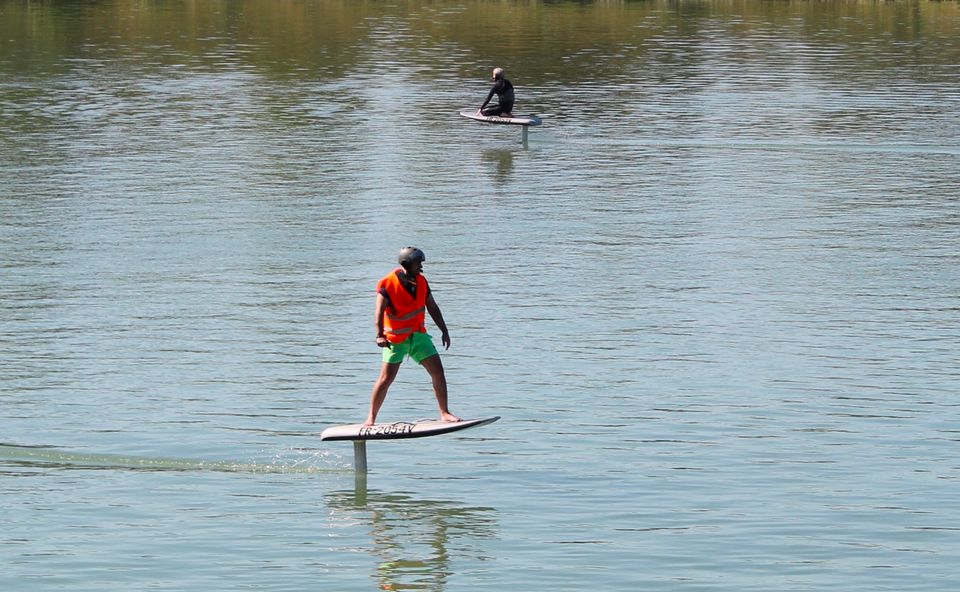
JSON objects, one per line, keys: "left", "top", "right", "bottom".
{"left": 363, "top": 417, "right": 376, "bottom": 427}
{"left": 441, "top": 412, "right": 461, "bottom": 423}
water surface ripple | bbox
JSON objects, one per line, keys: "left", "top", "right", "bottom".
{"left": 1, "top": 1, "right": 958, "bottom": 590}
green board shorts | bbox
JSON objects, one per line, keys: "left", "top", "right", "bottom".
{"left": 382, "top": 332, "right": 438, "bottom": 364}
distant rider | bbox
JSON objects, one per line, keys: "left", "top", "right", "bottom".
{"left": 478, "top": 67, "right": 514, "bottom": 117}
{"left": 365, "top": 247, "right": 460, "bottom": 426}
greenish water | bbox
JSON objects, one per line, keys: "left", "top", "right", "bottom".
{"left": 2, "top": 1, "right": 959, "bottom": 590}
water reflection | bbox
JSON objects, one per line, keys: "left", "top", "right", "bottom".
{"left": 481, "top": 148, "right": 515, "bottom": 184}
{"left": 326, "top": 485, "right": 498, "bottom": 591}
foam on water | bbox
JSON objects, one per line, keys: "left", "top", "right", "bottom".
{"left": 0, "top": 444, "right": 347, "bottom": 474}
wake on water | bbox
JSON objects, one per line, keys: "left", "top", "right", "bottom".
{"left": 0, "top": 443, "right": 349, "bottom": 474}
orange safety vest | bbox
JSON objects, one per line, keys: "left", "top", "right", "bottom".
{"left": 378, "top": 268, "right": 428, "bottom": 344}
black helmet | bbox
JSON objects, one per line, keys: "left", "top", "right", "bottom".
{"left": 398, "top": 246, "right": 426, "bottom": 267}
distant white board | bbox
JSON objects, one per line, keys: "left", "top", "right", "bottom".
{"left": 459, "top": 110, "right": 542, "bottom": 126}
{"left": 321, "top": 416, "right": 500, "bottom": 442}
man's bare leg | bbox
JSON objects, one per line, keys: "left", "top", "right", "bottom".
{"left": 365, "top": 362, "right": 400, "bottom": 426}
{"left": 421, "top": 355, "right": 460, "bottom": 422}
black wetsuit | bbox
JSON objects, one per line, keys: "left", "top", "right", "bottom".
{"left": 480, "top": 78, "right": 515, "bottom": 116}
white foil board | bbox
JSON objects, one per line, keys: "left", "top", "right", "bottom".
{"left": 321, "top": 416, "right": 500, "bottom": 442}
{"left": 459, "top": 111, "right": 542, "bottom": 126}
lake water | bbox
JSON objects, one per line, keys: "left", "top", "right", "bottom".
{"left": 1, "top": 1, "right": 959, "bottom": 590}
